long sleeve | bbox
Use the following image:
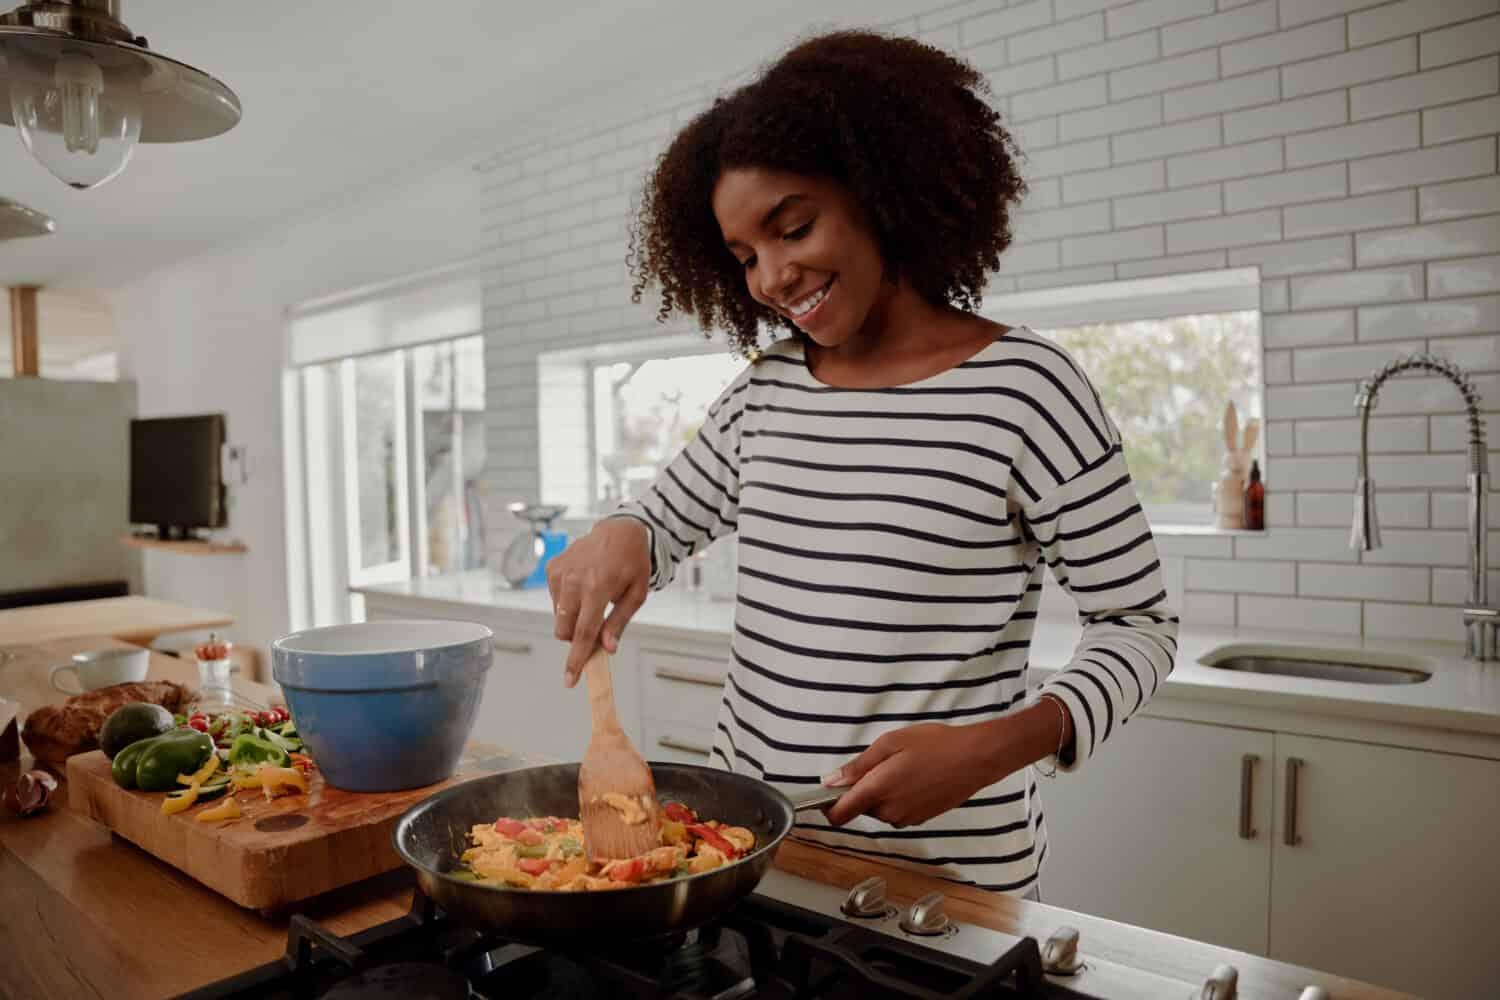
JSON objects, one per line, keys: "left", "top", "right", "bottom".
{"left": 1024, "top": 446, "right": 1179, "bottom": 771}
{"left": 615, "top": 365, "right": 750, "bottom": 590}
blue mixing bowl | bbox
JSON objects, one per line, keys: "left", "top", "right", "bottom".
{"left": 272, "top": 620, "right": 493, "bottom": 792}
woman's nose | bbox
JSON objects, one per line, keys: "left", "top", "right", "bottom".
{"left": 760, "top": 254, "right": 799, "bottom": 304}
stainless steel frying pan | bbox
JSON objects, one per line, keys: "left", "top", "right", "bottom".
{"left": 392, "top": 762, "right": 839, "bottom": 947}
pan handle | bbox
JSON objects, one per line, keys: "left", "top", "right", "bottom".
{"left": 791, "top": 789, "right": 844, "bottom": 813}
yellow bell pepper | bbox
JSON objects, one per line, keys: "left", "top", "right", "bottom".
{"left": 231, "top": 763, "right": 308, "bottom": 800}
{"left": 177, "top": 754, "right": 220, "bottom": 789}
{"left": 161, "top": 785, "right": 198, "bottom": 815}
{"left": 196, "top": 796, "right": 241, "bottom": 823}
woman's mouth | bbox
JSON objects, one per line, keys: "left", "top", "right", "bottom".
{"left": 786, "top": 278, "right": 834, "bottom": 328}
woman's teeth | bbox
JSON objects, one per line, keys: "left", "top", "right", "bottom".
{"left": 790, "top": 282, "right": 830, "bottom": 318}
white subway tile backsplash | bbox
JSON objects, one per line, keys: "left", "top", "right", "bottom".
{"left": 1063, "top": 160, "right": 1165, "bottom": 201}
{"left": 987, "top": 58, "right": 1058, "bottom": 99}
{"left": 1059, "top": 95, "right": 1163, "bottom": 143}
{"left": 1420, "top": 13, "right": 1500, "bottom": 68}
{"left": 1223, "top": 19, "right": 1347, "bottom": 77}
{"left": 998, "top": 240, "right": 1062, "bottom": 275}
{"left": 1285, "top": 113, "right": 1422, "bottom": 168}
{"left": 1183, "top": 590, "right": 1237, "bottom": 625}
{"left": 1298, "top": 490, "right": 1429, "bottom": 527}
{"left": 964, "top": 0, "right": 1056, "bottom": 46}
{"left": 1376, "top": 373, "right": 1500, "bottom": 413}
{"left": 1356, "top": 215, "right": 1500, "bottom": 267}
{"left": 1018, "top": 201, "right": 1115, "bottom": 240}
{"left": 1230, "top": 234, "right": 1354, "bottom": 277}
{"left": 1429, "top": 254, "right": 1500, "bottom": 297}
{"left": 1167, "top": 208, "right": 1281, "bottom": 252}
{"left": 1059, "top": 31, "right": 1162, "bottom": 81}
{"left": 1061, "top": 225, "right": 1166, "bottom": 265}
{"left": 1420, "top": 176, "right": 1500, "bottom": 223}
{"left": 1283, "top": 38, "right": 1418, "bottom": 98}
{"left": 1012, "top": 117, "right": 1061, "bottom": 152}
{"left": 1169, "top": 139, "right": 1283, "bottom": 188}
{"left": 1301, "top": 562, "right": 1431, "bottom": 601}
{"left": 1267, "top": 382, "right": 1359, "bottom": 418}
{"left": 1432, "top": 489, "right": 1500, "bottom": 527}
{"left": 1238, "top": 594, "right": 1362, "bottom": 633}
{"left": 1350, "top": 137, "right": 1497, "bottom": 196}
{"left": 1431, "top": 411, "right": 1500, "bottom": 449}
{"left": 1295, "top": 415, "right": 1428, "bottom": 454}
{"left": 1360, "top": 527, "right": 1470, "bottom": 565}
{"left": 1163, "top": 0, "right": 1278, "bottom": 55}
{"left": 1263, "top": 309, "right": 1356, "bottom": 347}
{"left": 1266, "top": 420, "right": 1295, "bottom": 455}
{"left": 1262, "top": 278, "right": 1291, "bottom": 312}
{"left": 1113, "top": 184, "right": 1222, "bottom": 226}
{"left": 1268, "top": 491, "right": 1297, "bottom": 525}
{"left": 1013, "top": 14, "right": 1106, "bottom": 59}
{"left": 1350, "top": 0, "right": 1500, "bottom": 48}
{"left": 1350, "top": 55, "right": 1500, "bottom": 120}
{"left": 1432, "top": 568, "right": 1500, "bottom": 605}
{"left": 1112, "top": 117, "right": 1220, "bottom": 164}
{"left": 1164, "top": 69, "right": 1281, "bottom": 121}
{"left": 1263, "top": 454, "right": 1360, "bottom": 487}
{"left": 1295, "top": 339, "right": 1427, "bottom": 381}
{"left": 1017, "top": 264, "right": 1119, "bottom": 289}
{"left": 1284, "top": 190, "right": 1418, "bottom": 240}
{"left": 1106, "top": 0, "right": 1217, "bottom": 37}
{"left": 1363, "top": 602, "right": 1463, "bottom": 640}
{"left": 1367, "top": 454, "right": 1471, "bottom": 489}
{"left": 1013, "top": 75, "right": 1110, "bottom": 120}
{"left": 1111, "top": 50, "right": 1220, "bottom": 101}
{"left": 1423, "top": 94, "right": 1500, "bottom": 144}
{"left": 1186, "top": 557, "right": 1297, "bottom": 593}
{"left": 1291, "top": 265, "right": 1425, "bottom": 309}
{"left": 1359, "top": 295, "right": 1500, "bottom": 340}
{"left": 1280, "top": 0, "right": 1397, "bottom": 29}
{"left": 1056, "top": 0, "right": 1139, "bottom": 18}
{"left": 1226, "top": 91, "right": 1348, "bottom": 144}
{"left": 1235, "top": 526, "right": 1358, "bottom": 561}
{"left": 1265, "top": 349, "right": 1293, "bottom": 383}
{"left": 1225, "top": 163, "right": 1346, "bottom": 212}
{"left": 1118, "top": 249, "right": 1229, "bottom": 276}
{"left": 1156, "top": 534, "right": 1234, "bottom": 557}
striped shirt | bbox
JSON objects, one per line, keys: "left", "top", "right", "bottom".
{"left": 620, "top": 326, "right": 1178, "bottom": 894}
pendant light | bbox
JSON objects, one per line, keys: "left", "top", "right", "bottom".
{"left": 0, "top": 196, "right": 54, "bottom": 237}
{"left": 0, "top": 1, "right": 240, "bottom": 190}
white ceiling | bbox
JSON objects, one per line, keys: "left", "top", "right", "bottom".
{"left": 0, "top": 0, "right": 908, "bottom": 292}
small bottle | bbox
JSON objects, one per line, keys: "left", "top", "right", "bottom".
{"left": 1244, "top": 460, "right": 1265, "bottom": 531}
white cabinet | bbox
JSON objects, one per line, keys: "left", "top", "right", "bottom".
{"left": 1269, "top": 735, "right": 1500, "bottom": 1000}
{"left": 1040, "top": 716, "right": 1274, "bottom": 955}
{"left": 636, "top": 641, "right": 729, "bottom": 766}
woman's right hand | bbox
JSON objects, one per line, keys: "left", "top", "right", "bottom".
{"left": 546, "top": 516, "right": 652, "bottom": 688}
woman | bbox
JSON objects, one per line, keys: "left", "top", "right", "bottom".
{"left": 546, "top": 30, "right": 1177, "bottom": 896}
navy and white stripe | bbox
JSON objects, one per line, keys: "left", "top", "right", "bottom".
{"left": 620, "top": 327, "right": 1178, "bottom": 894}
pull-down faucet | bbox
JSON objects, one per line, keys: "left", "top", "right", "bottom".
{"left": 1352, "top": 352, "right": 1495, "bottom": 660}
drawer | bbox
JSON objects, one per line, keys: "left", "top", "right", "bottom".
{"left": 639, "top": 647, "right": 727, "bottom": 725}
{"left": 644, "top": 717, "right": 716, "bottom": 765}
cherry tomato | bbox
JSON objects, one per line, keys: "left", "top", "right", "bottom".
{"left": 517, "top": 858, "right": 551, "bottom": 876}
{"left": 188, "top": 718, "right": 208, "bottom": 732}
{"left": 493, "top": 818, "right": 526, "bottom": 837}
{"left": 272, "top": 706, "right": 290, "bottom": 723}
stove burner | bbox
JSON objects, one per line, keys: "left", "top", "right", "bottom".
{"left": 319, "top": 962, "right": 470, "bottom": 1000}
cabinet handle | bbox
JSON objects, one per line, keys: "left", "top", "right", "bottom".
{"left": 1284, "top": 757, "right": 1303, "bottom": 847}
{"left": 654, "top": 666, "right": 724, "bottom": 688}
{"left": 657, "top": 735, "right": 713, "bottom": 756}
{"left": 493, "top": 642, "right": 533, "bottom": 654}
{"left": 1238, "top": 754, "right": 1259, "bottom": 840}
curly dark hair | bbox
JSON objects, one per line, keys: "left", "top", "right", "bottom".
{"left": 628, "top": 30, "right": 1027, "bottom": 357}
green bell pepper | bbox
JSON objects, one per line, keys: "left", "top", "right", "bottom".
{"left": 110, "top": 735, "right": 159, "bottom": 790}
{"left": 135, "top": 731, "right": 214, "bottom": 792}
{"left": 228, "top": 733, "right": 290, "bottom": 770}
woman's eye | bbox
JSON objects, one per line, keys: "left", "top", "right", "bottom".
{"left": 742, "top": 255, "right": 757, "bottom": 270}
{"left": 785, "top": 220, "right": 813, "bottom": 241}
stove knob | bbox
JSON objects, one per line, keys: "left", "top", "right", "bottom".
{"left": 1297, "top": 989, "right": 1331, "bottom": 1000}
{"left": 1194, "top": 963, "right": 1238, "bottom": 1000}
{"left": 841, "top": 876, "right": 890, "bottom": 918}
{"left": 899, "top": 892, "right": 951, "bottom": 936}
{"left": 1041, "top": 925, "right": 1084, "bottom": 975}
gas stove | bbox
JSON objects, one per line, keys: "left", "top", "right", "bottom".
{"left": 174, "top": 868, "right": 1238, "bottom": 999}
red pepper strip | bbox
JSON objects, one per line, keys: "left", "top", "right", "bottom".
{"left": 608, "top": 857, "right": 646, "bottom": 883}
{"left": 516, "top": 828, "right": 545, "bottom": 847}
{"left": 493, "top": 818, "right": 526, "bottom": 837}
{"left": 662, "top": 801, "right": 695, "bottom": 824}
{"left": 686, "top": 823, "right": 738, "bottom": 858}
{"left": 517, "top": 858, "right": 551, "bottom": 876}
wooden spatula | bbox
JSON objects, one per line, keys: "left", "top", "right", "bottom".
{"left": 577, "top": 645, "right": 661, "bottom": 860}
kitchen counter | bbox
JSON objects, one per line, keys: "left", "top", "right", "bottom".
{"left": 356, "top": 569, "right": 1500, "bottom": 741}
{"left": 0, "top": 743, "right": 1410, "bottom": 999}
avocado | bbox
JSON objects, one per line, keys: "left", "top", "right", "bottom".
{"left": 99, "top": 703, "right": 176, "bottom": 759}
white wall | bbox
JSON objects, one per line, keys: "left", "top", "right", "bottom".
{"left": 114, "top": 160, "right": 482, "bottom": 664}
{"left": 478, "top": 0, "right": 1500, "bottom": 639}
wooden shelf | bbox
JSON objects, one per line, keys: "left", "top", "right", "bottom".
{"left": 119, "top": 536, "right": 247, "bottom": 555}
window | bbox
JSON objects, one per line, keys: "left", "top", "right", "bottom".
{"left": 284, "top": 262, "right": 486, "bottom": 626}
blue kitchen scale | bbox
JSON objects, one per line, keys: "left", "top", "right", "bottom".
{"left": 499, "top": 503, "right": 569, "bottom": 588}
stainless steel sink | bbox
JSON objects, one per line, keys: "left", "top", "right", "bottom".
{"left": 1201, "top": 646, "right": 1431, "bottom": 684}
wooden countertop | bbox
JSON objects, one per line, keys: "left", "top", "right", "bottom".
{"left": 0, "top": 664, "right": 1410, "bottom": 999}
{"left": 0, "top": 596, "right": 233, "bottom": 647}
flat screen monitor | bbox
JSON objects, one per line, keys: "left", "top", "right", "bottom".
{"left": 128, "top": 414, "right": 226, "bottom": 539}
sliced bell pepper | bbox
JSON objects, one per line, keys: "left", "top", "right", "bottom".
{"left": 662, "top": 801, "right": 696, "bottom": 824}
{"left": 230, "top": 764, "right": 308, "bottom": 799}
{"left": 517, "top": 858, "right": 551, "bottom": 876}
{"left": 177, "top": 754, "right": 220, "bottom": 789}
{"left": 161, "top": 785, "right": 198, "bottom": 816}
{"left": 607, "top": 857, "right": 646, "bottom": 883}
{"left": 686, "top": 823, "right": 739, "bottom": 859}
{"left": 492, "top": 818, "right": 526, "bottom": 837}
{"left": 228, "top": 733, "right": 290, "bottom": 770}
{"left": 196, "top": 796, "right": 241, "bottom": 823}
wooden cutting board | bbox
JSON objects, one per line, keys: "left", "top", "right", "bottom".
{"left": 66, "top": 749, "right": 486, "bottom": 913}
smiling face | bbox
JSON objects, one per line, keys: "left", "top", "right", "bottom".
{"left": 712, "top": 167, "right": 892, "bottom": 349}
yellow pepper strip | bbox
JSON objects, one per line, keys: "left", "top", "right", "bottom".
{"left": 177, "top": 754, "right": 220, "bottom": 789}
{"left": 254, "top": 764, "right": 308, "bottom": 800}
{"left": 196, "top": 796, "right": 241, "bottom": 823}
{"left": 161, "top": 785, "right": 198, "bottom": 815}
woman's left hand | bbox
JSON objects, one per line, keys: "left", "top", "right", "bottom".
{"left": 820, "top": 719, "right": 1036, "bottom": 829}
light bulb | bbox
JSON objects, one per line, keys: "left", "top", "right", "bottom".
{"left": 9, "top": 47, "right": 142, "bottom": 189}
